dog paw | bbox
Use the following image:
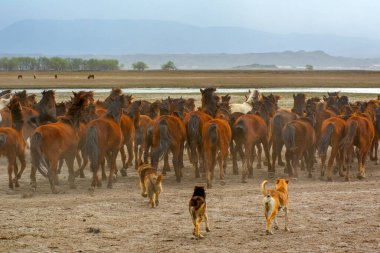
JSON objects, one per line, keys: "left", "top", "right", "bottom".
{"left": 285, "top": 227, "right": 290, "bottom": 232}
{"left": 197, "top": 234, "right": 205, "bottom": 239}
{"left": 274, "top": 225, "right": 279, "bottom": 230}
{"left": 206, "top": 227, "right": 210, "bottom": 232}
{"left": 266, "top": 230, "right": 273, "bottom": 235}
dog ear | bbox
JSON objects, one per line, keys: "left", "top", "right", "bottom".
{"left": 276, "top": 179, "right": 280, "bottom": 184}
{"left": 157, "top": 174, "right": 163, "bottom": 183}
{"left": 138, "top": 160, "right": 144, "bottom": 167}
{"left": 285, "top": 179, "right": 289, "bottom": 184}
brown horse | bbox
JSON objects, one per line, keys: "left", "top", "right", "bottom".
{"left": 233, "top": 113, "right": 272, "bottom": 182}
{"left": 200, "top": 88, "right": 218, "bottom": 117}
{"left": 151, "top": 113, "right": 186, "bottom": 182}
{"left": 202, "top": 118, "right": 231, "bottom": 188}
{"left": 119, "top": 100, "right": 141, "bottom": 176}
{"left": 54, "top": 74, "right": 58, "bottom": 79}
{"left": 17, "top": 75, "right": 23, "bottom": 80}
{"left": 88, "top": 74, "right": 95, "bottom": 79}
{"left": 86, "top": 94, "right": 129, "bottom": 191}
{"left": 340, "top": 113, "right": 374, "bottom": 180}
{"left": 283, "top": 113, "right": 316, "bottom": 179}
{"left": 30, "top": 95, "right": 88, "bottom": 193}
{"left": 318, "top": 116, "right": 346, "bottom": 181}
{"left": 0, "top": 97, "right": 26, "bottom": 189}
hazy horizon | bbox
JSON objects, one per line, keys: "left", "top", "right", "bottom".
{"left": 1, "top": 0, "right": 380, "bottom": 40}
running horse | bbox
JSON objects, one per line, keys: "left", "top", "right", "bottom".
{"left": 30, "top": 95, "right": 89, "bottom": 193}
{"left": 0, "top": 97, "right": 27, "bottom": 189}
{"left": 86, "top": 94, "right": 129, "bottom": 191}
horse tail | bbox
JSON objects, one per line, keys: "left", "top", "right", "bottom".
{"left": 188, "top": 114, "right": 201, "bottom": 145}
{"left": 340, "top": 121, "right": 358, "bottom": 149}
{"left": 272, "top": 114, "right": 283, "bottom": 151}
{"left": 30, "top": 132, "right": 49, "bottom": 178}
{"left": 283, "top": 124, "right": 297, "bottom": 151}
{"left": 318, "top": 123, "right": 334, "bottom": 157}
{"left": 375, "top": 108, "right": 380, "bottom": 134}
{"left": 152, "top": 119, "right": 171, "bottom": 161}
{"left": 86, "top": 126, "right": 99, "bottom": 172}
{"left": 208, "top": 122, "right": 219, "bottom": 148}
{"left": 232, "top": 119, "right": 245, "bottom": 143}
{"left": 0, "top": 133, "right": 7, "bottom": 147}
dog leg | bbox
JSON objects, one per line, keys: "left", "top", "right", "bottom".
{"left": 140, "top": 182, "right": 147, "bottom": 197}
{"left": 274, "top": 217, "right": 279, "bottom": 230}
{"left": 284, "top": 206, "right": 290, "bottom": 232}
{"left": 204, "top": 212, "right": 210, "bottom": 232}
{"left": 266, "top": 218, "right": 273, "bottom": 235}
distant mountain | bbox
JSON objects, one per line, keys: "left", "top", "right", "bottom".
{"left": 1, "top": 19, "right": 380, "bottom": 58}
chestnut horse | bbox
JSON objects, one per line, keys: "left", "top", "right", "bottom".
{"left": 151, "top": 114, "right": 186, "bottom": 182}
{"left": 283, "top": 114, "right": 316, "bottom": 179}
{"left": 30, "top": 95, "right": 88, "bottom": 193}
{"left": 0, "top": 97, "right": 26, "bottom": 189}
{"left": 318, "top": 116, "right": 346, "bottom": 181}
{"left": 233, "top": 113, "right": 272, "bottom": 182}
{"left": 202, "top": 118, "right": 231, "bottom": 188}
{"left": 340, "top": 113, "right": 374, "bottom": 180}
{"left": 86, "top": 94, "right": 129, "bottom": 190}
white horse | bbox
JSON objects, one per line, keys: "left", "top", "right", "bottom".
{"left": 230, "top": 89, "right": 261, "bottom": 114}
{"left": 0, "top": 92, "right": 12, "bottom": 110}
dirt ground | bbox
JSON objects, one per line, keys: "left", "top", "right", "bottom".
{"left": 0, "top": 149, "right": 379, "bottom": 252}
{"left": 0, "top": 91, "right": 379, "bottom": 252}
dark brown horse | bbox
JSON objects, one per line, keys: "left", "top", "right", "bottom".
{"left": 233, "top": 114, "right": 272, "bottom": 182}
{"left": 30, "top": 95, "right": 88, "bottom": 193}
{"left": 202, "top": 118, "right": 231, "bottom": 188}
{"left": 283, "top": 113, "right": 316, "bottom": 179}
{"left": 88, "top": 74, "right": 95, "bottom": 79}
{"left": 151, "top": 113, "right": 186, "bottom": 182}
{"left": 17, "top": 75, "right": 23, "bottom": 80}
{"left": 200, "top": 88, "right": 218, "bottom": 117}
{"left": 86, "top": 94, "right": 129, "bottom": 191}
{"left": 0, "top": 97, "right": 26, "bottom": 189}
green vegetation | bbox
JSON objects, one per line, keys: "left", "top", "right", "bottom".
{"left": 0, "top": 57, "right": 120, "bottom": 71}
{"left": 161, "top": 61, "right": 177, "bottom": 71}
{"left": 132, "top": 61, "right": 149, "bottom": 71}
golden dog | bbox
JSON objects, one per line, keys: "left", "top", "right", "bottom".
{"left": 189, "top": 186, "right": 210, "bottom": 239}
{"left": 260, "top": 179, "right": 289, "bottom": 235}
{"left": 138, "top": 161, "right": 163, "bottom": 208}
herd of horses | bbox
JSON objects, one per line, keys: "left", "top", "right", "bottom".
{"left": 0, "top": 87, "right": 378, "bottom": 194}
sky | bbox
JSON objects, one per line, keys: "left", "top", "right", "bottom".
{"left": 1, "top": 0, "right": 380, "bottom": 39}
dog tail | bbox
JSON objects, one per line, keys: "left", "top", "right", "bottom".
{"left": 260, "top": 180, "right": 268, "bottom": 196}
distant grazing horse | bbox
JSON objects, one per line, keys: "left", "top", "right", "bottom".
{"left": 340, "top": 113, "right": 374, "bottom": 180}
{"left": 202, "top": 118, "right": 231, "bottom": 188}
{"left": 233, "top": 113, "right": 272, "bottom": 182}
{"left": 88, "top": 74, "right": 95, "bottom": 79}
{"left": 54, "top": 74, "right": 58, "bottom": 79}
{"left": 151, "top": 113, "right": 186, "bottom": 182}
{"left": 33, "top": 74, "right": 36, "bottom": 79}
{"left": 318, "top": 116, "right": 346, "bottom": 181}
{"left": 283, "top": 114, "right": 316, "bottom": 179}
{"left": 0, "top": 97, "right": 26, "bottom": 189}
{"left": 30, "top": 95, "right": 88, "bottom": 193}
{"left": 17, "top": 75, "right": 23, "bottom": 80}
{"left": 86, "top": 94, "right": 129, "bottom": 190}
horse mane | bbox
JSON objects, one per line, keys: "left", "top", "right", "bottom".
{"left": 59, "top": 96, "right": 87, "bottom": 128}
{"left": 8, "top": 97, "right": 24, "bottom": 131}
{"left": 107, "top": 95, "right": 126, "bottom": 123}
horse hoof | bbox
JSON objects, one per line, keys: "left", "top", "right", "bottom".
{"left": 345, "top": 177, "right": 349, "bottom": 182}
{"left": 88, "top": 187, "right": 95, "bottom": 194}
{"left": 176, "top": 177, "right": 181, "bottom": 183}
{"left": 357, "top": 174, "right": 365, "bottom": 180}
{"left": 278, "top": 161, "right": 285, "bottom": 167}
{"left": 120, "top": 169, "right": 127, "bottom": 177}
{"left": 248, "top": 174, "right": 253, "bottom": 179}
{"left": 69, "top": 184, "right": 77, "bottom": 189}
{"left": 107, "top": 184, "right": 113, "bottom": 189}
{"left": 220, "top": 180, "right": 226, "bottom": 186}
{"left": 241, "top": 180, "right": 247, "bottom": 183}
{"left": 327, "top": 177, "right": 332, "bottom": 182}
{"left": 319, "top": 176, "right": 325, "bottom": 181}
{"left": 308, "top": 174, "right": 312, "bottom": 178}
{"left": 80, "top": 173, "right": 85, "bottom": 178}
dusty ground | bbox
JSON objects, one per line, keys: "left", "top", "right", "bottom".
{"left": 0, "top": 90, "right": 379, "bottom": 252}
{"left": 0, "top": 149, "right": 379, "bottom": 252}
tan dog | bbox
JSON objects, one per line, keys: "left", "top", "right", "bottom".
{"left": 260, "top": 179, "right": 289, "bottom": 235}
{"left": 189, "top": 186, "right": 210, "bottom": 239}
{"left": 138, "top": 161, "right": 163, "bottom": 208}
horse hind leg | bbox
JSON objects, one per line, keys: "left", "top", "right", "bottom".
{"left": 7, "top": 156, "right": 16, "bottom": 189}
{"left": 14, "top": 153, "right": 26, "bottom": 187}
{"left": 65, "top": 156, "right": 77, "bottom": 189}
{"left": 256, "top": 144, "right": 262, "bottom": 170}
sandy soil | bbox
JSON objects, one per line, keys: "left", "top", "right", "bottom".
{"left": 0, "top": 150, "right": 379, "bottom": 252}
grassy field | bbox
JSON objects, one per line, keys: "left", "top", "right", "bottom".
{"left": 2, "top": 70, "right": 380, "bottom": 89}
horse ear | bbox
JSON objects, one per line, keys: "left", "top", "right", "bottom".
{"left": 200, "top": 89, "right": 204, "bottom": 93}
{"left": 72, "top": 91, "right": 78, "bottom": 97}
{"left": 245, "top": 95, "right": 248, "bottom": 100}
{"left": 249, "top": 89, "right": 251, "bottom": 93}
{"left": 293, "top": 94, "right": 296, "bottom": 99}
{"left": 323, "top": 95, "right": 327, "bottom": 101}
